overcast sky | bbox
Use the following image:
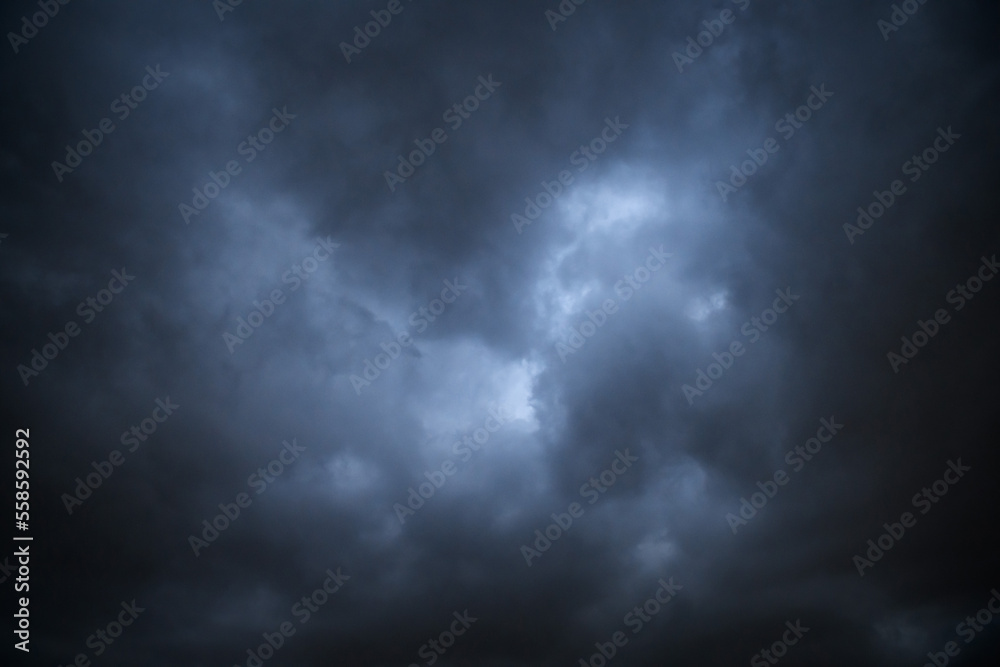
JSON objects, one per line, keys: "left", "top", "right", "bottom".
{"left": 2, "top": 1, "right": 1000, "bottom": 666}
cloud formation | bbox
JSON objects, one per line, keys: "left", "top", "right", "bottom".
{"left": 2, "top": 0, "right": 999, "bottom": 665}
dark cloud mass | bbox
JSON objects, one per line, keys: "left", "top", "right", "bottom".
{"left": 2, "top": 1, "right": 999, "bottom": 665}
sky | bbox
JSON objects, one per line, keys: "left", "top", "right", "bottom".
{"left": 2, "top": 1, "right": 999, "bottom": 665}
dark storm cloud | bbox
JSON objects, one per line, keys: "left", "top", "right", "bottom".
{"left": 2, "top": 1, "right": 999, "bottom": 666}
